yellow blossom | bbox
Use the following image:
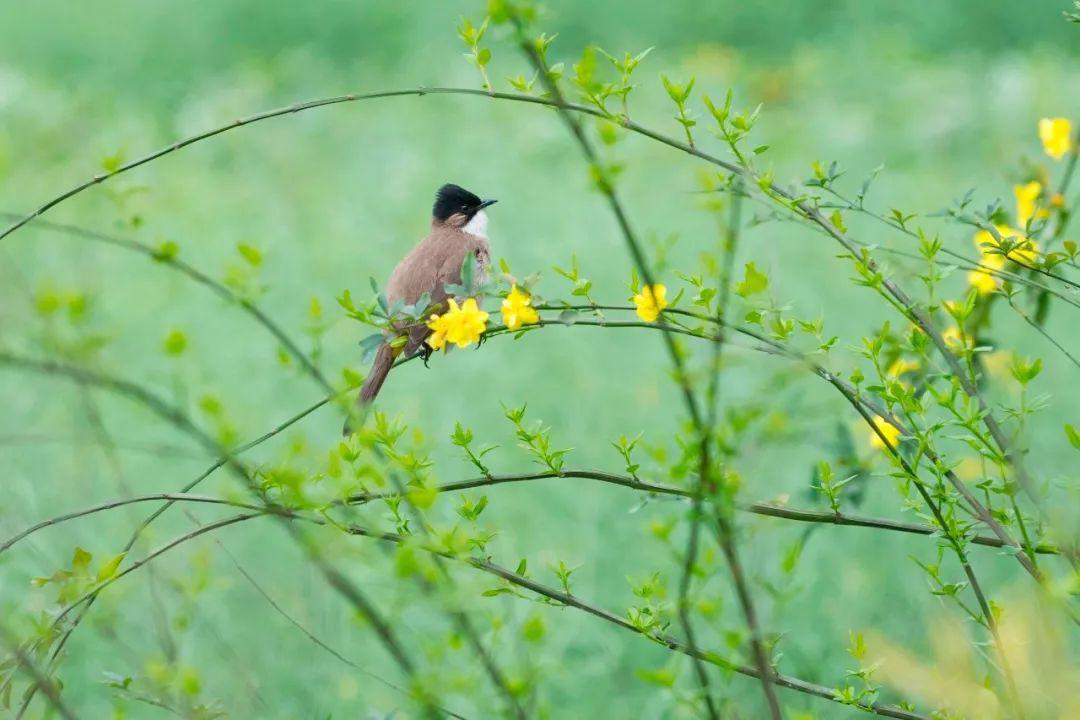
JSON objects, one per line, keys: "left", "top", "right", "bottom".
{"left": 633, "top": 283, "right": 668, "bottom": 323}
{"left": 426, "top": 311, "right": 452, "bottom": 351}
{"left": 982, "top": 350, "right": 1014, "bottom": 380}
{"left": 941, "top": 325, "right": 965, "bottom": 348}
{"left": 1050, "top": 192, "right": 1065, "bottom": 208}
{"left": 886, "top": 358, "right": 920, "bottom": 377}
{"left": 1013, "top": 181, "right": 1045, "bottom": 227}
{"left": 953, "top": 457, "right": 984, "bottom": 481}
{"left": 869, "top": 415, "right": 901, "bottom": 451}
{"left": 967, "top": 251, "right": 1004, "bottom": 295}
{"left": 1038, "top": 117, "right": 1073, "bottom": 160}
{"left": 1007, "top": 234, "right": 1040, "bottom": 264}
{"left": 968, "top": 269, "right": 996, "bottom": 294}
{"left": 500, "top": 285, "right": 539, "bottom": 331}
{"left": 973, "top": 226, "right": 1039, "bottom": 264}
{"left": 426, "top": 297, "right": 489, "bottom": 350}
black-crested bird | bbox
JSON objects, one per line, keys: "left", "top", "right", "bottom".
{"left": 343, "top": 183, "right": 496, "bottom": 434}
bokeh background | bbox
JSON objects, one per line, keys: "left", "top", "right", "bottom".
{"left": 1, "top": 1, "right": 1077, "bottom": 718}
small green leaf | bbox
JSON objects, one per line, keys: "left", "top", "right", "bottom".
{"left": 96, "top": 552, "right": 127, "bottom": 582}
{"left": 72, "top": 547, "right": 92, "bottom": 574}
{"left": 162, "top": 328, "right": 188, "bottom": 356}
{"left": 735, "top": 261, "right": 769, "bottom": 297}
{"left": 237, "top": 243, "right": 263, "bottom": 266}
{"left": 152, "top": 240, "right": 179, "bottom": 262}
{"left": 1065, "top": 424, "right": 1080, "bottom": 450}
{"left": 521, "top": 614, "right": 545, "bottom": 642}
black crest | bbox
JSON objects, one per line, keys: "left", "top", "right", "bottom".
{"left": 433, "top": 183, "right": 482, "bottom": 221}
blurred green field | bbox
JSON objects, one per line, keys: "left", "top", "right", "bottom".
{"left": 1, "top": 2, "right": 1077, "bottom": 718}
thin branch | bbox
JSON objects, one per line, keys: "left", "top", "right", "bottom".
{"left": 17, "top": 491, "right": 928, "bottom": 720}
{"left": 0, "top": 213, "right": 332, "bottom": 394}
{"left": 2, "top": 472, "right": 1060, "bottom": 561}
{"left": 209, "top": 528, "right": 470, "bottom": 720}
{"left": 508, "top": 16, "right": 776, "bottom": 717}
{"left": 343, "top": 524, "right": 930, "bottom": 720}
{"left": 0, "top": 84, "right": 1058, "bottom": 513}
{"left": 0, "top": 624, "right": 79, "bottom": 720}
{"left": 0, "top": 353, "right": 431, "bottom": 717}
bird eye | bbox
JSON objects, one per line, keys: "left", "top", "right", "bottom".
{"left": 460, "top": 204, "right": 467, "bottom": 211}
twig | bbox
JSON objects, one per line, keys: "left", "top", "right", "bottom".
{"left": 508, "top": 15, "right": 777, "bottom": 716}
{"left": 0, "top": 353, "right": 431, "bottom": 718}
{"left": 2, "top": 474, "right": 1060, "bottom": 560}
{"left": 0, "top": 623, "right": 79, "bottom": 720}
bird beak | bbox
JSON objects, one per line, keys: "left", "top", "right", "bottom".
{"left": 478, "top": 199, "right": 498, "bottom": 210}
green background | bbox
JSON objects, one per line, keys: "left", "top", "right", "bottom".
{"left": 1, "top": 1, "right": 1077, "bottom": 718}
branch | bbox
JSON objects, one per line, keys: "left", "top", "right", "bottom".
{"left": 0, "top": 623, "right": 79, "bottom": 720}
{"left": 0, "top": 353, "right": 431, "bottom": 717}
{"left": 343, "top": 524, "right": 930, "bottom": 720}
{"left": 2, "top": 471, "right": 1060, "bottom": 561}
{"left": 0, "top": 213, "right": 332, "bottom": 394}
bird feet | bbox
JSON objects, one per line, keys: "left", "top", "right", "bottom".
{"left": 418, "top": 342, "right": 434, "bottom": 368}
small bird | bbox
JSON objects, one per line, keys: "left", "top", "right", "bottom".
{"left": 343, "top": 183, "right": 496, "bottom": 434}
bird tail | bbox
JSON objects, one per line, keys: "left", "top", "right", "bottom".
{"left": 342, "top": 343, "right": 395, "bottom": 435}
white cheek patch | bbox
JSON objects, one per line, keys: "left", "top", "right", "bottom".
{"left": 462, "top": 210, "right": 488, "bottom": 238}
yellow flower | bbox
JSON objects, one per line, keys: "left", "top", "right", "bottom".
{"left": 1038, "top": 117, "right": 1073, "bottom": 160}
{"left": 982, "top": 350, "right": 1014, "bottom": 380}
{"left": 886, "top": 358, "right": 920, "bottom": 378}
{"left": 1007, "top": 235, "right": 1040, "bottom": 265}
{"left": 633, "top": 283, "right": 668, "bottom": 323}
{"left": 1050, "top": 192, "right": 1065, "bottom": 208}
{"left": 968, "top": 269, "right": 996, "bottom": 294}
{"left": 500, "top": 285, "right": 540, "bottom": 331}
{"left": 1013, "top": 181, "right": 1046, "bottom": 227}
{"left": 426, "top": 297, "right": 489, "bottom": 350}
{"left": 953, "top": 457, "right": 984, "bottom": 481}
{"left": 447, "top": 298, "right": 489, "bottom": 347}
{"left": 942, "top": 325, "right": 965, "bottom": 348}
{"left": 869, "top": 415, "right": 901, "bottom": 451}
{"left": 967, "top": 251, "right": 1005, "bottom": 295}
{"left": 426, "top": 310, "right": 452, "bottom": 351}
{"left": 973, "top": 226, "right": 1039, "bottom": 264}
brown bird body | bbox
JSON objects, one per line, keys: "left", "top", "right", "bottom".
{"left": 344, "top": 184, "right": 494, "bottom": 433}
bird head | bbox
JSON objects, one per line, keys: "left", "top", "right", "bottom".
{"left": 432, "top": 183, "right": 497, "bottom": 233}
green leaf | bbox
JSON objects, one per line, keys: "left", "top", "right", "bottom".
{"left": 237, "top": 243, "right": 263, "bottom": 267}
{"left": 96, "top": 552, "right": 127, "bottom": 582}
{"left": 460, "top": 252, "right": 475, "bottom": 293}
{"left": 521, "top": 614, "right": 545, "bottom": 642}
{"left": 72, "top": 547, "right": 92, "bottom": 574}
{"left": 735, "top": 261, "right": 769, "bottom": 297}
{"left": 1065, "top": 424, "right": 1080, "bottom": 450}
{"left": 152, "top": 240, "right": 179, "bottom": 262}
{"left": 100, "top": 152, "right": 125, "bottom": 173}
{"left": 357, "top": 333, "right": 384, "bottom": 361}
{"left": 635, "top": 667, "right": 676, "bottom": 687}
{"left": 162, "top": 328, "right": 188, "bottom": 356}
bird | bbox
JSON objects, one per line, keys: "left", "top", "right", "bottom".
{"left": 343, "top": 183, "right": 496, "bottom": 434}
